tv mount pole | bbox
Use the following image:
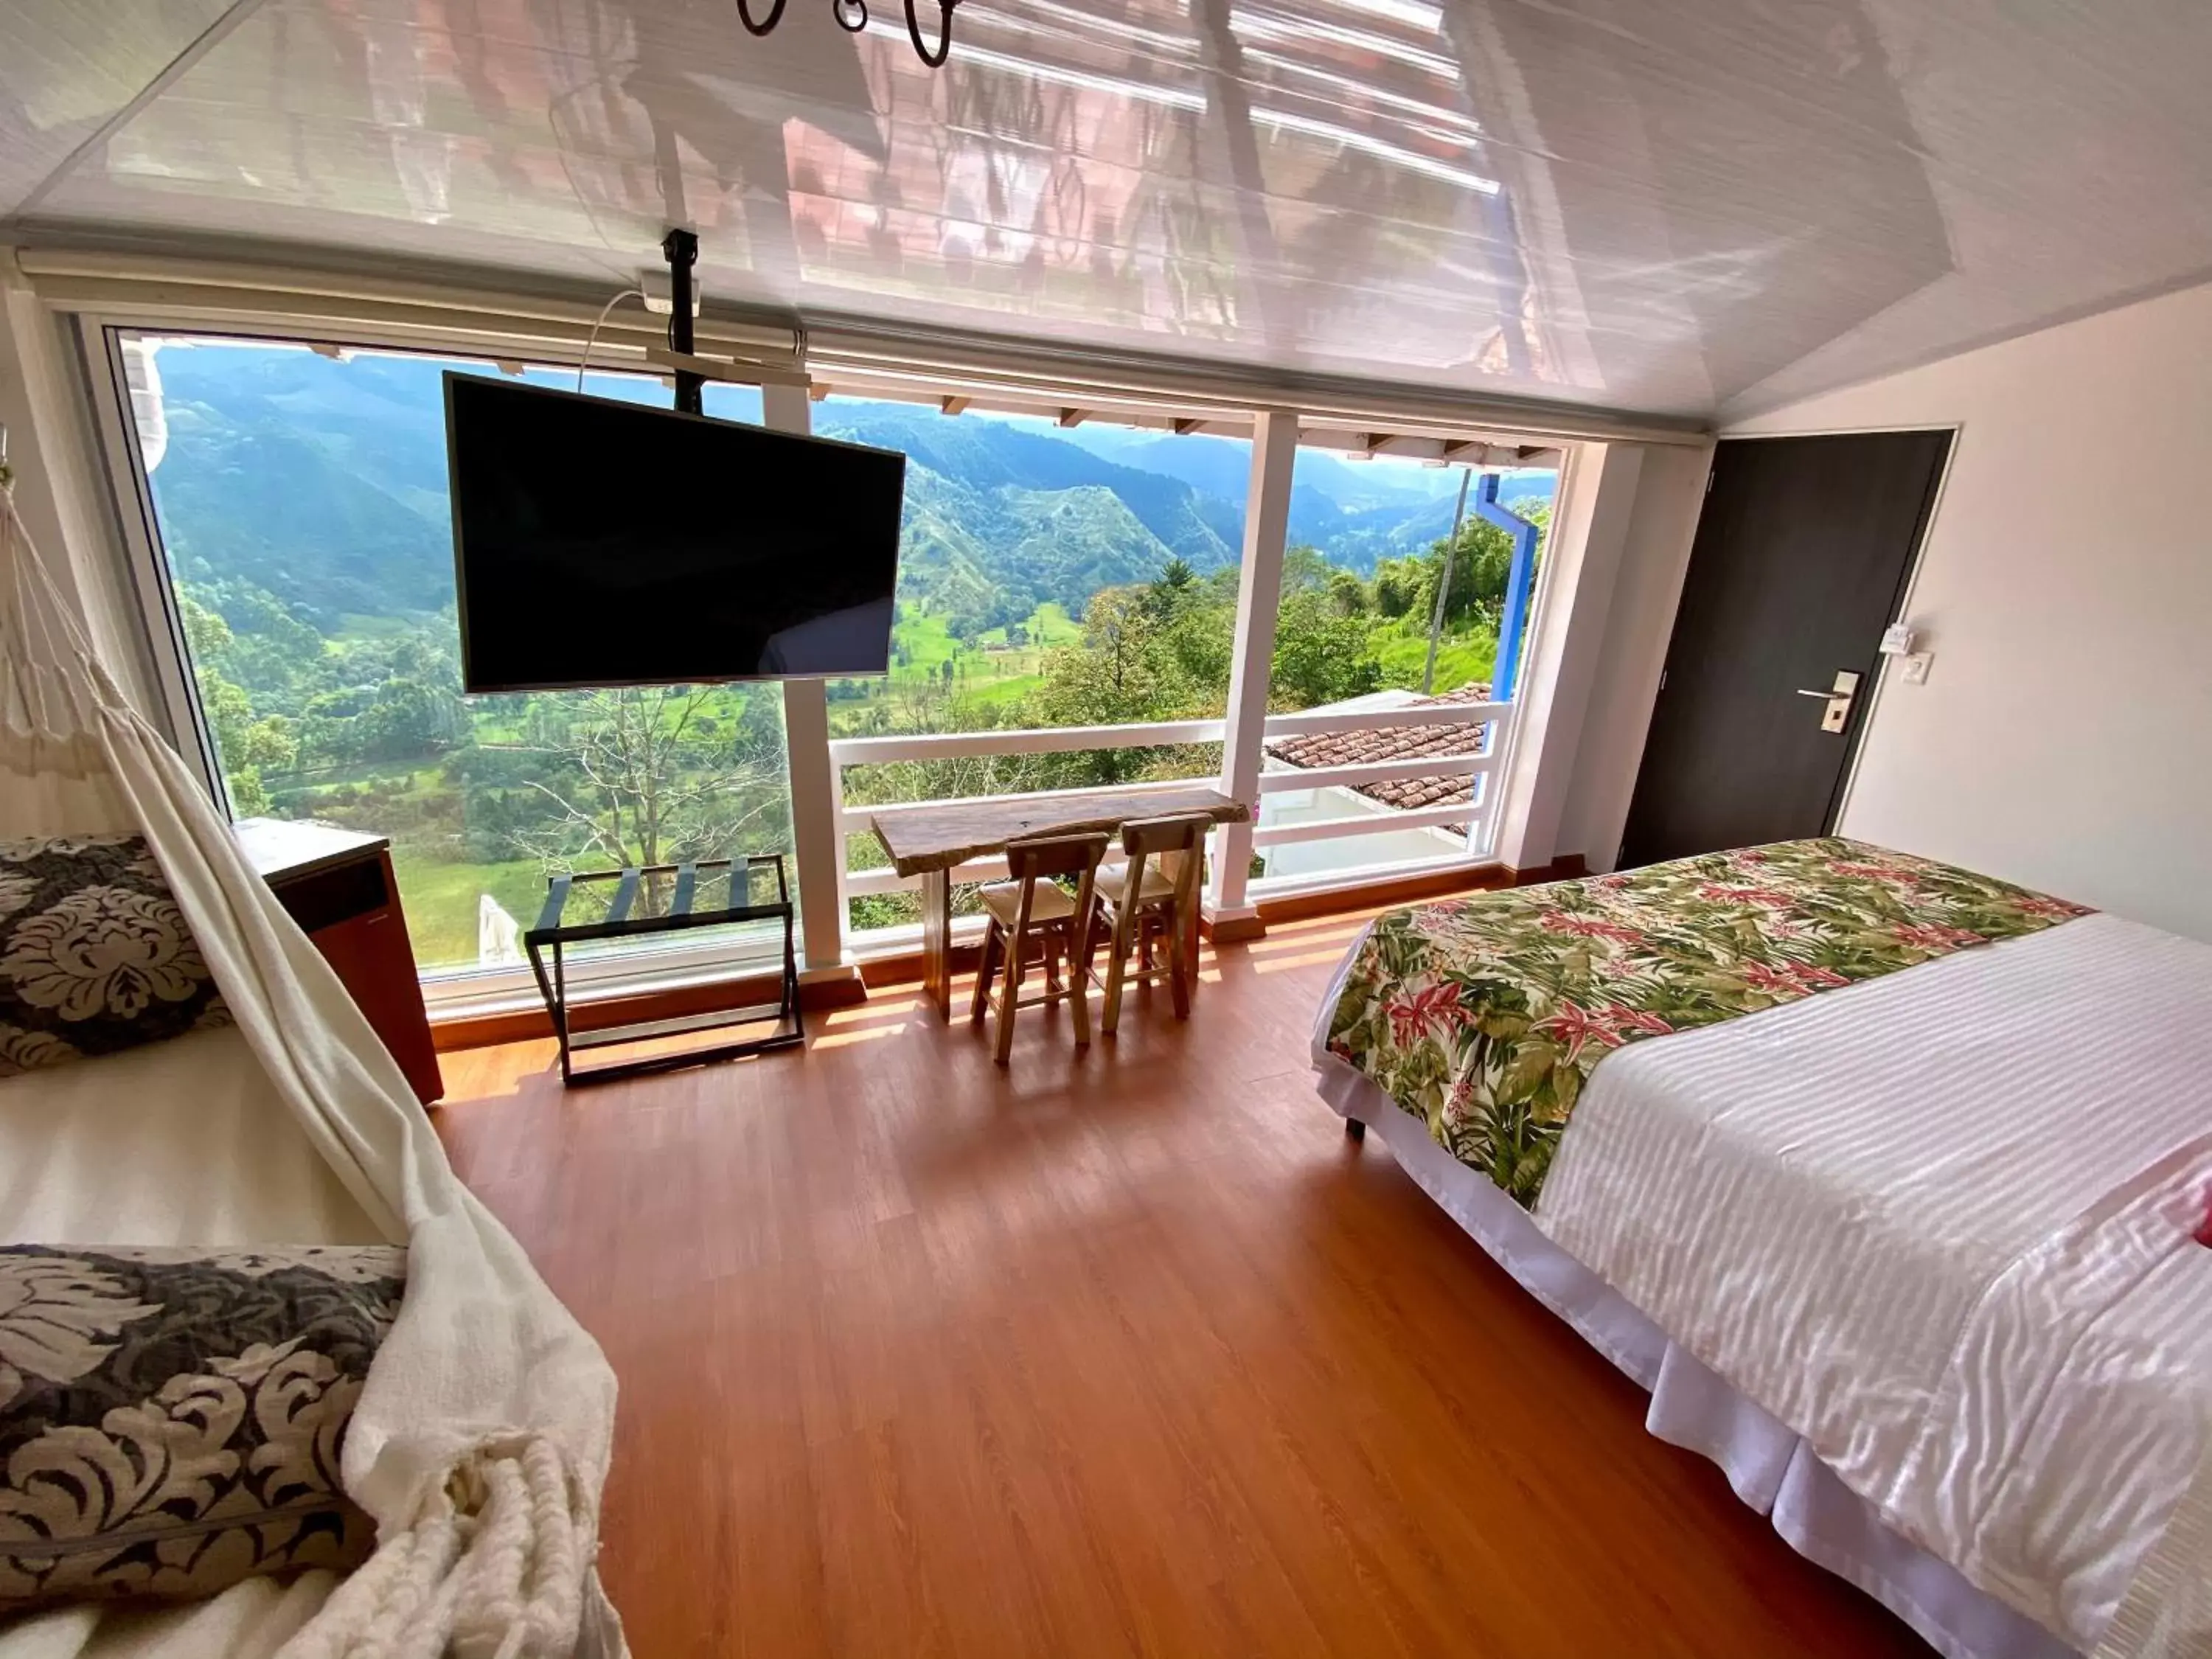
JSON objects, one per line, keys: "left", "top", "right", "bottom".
{"left": 661, "top": 228, "right": 703, "bottom": 416}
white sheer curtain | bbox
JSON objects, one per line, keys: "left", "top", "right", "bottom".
{"left": 1, "top": 486, "right": 623, "bottom": 1659}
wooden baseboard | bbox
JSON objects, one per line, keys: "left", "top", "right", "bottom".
{"left": 1512, "top": 853, "right": 1588, "bottom": 887}
{"left": 1252, "top": 863, "right": 1506, "bottom": 925}
{"left": 1200, "top": 911, "right": 1267, "bottom": 945}
{"left": 433, "top": 856, "right": 1595, "bottom": 1050}
{"left": 432, "top": 967, "right": 865, "bottom": 1052}
{"left": 858, "top": 942, "right": 975, "bottom": 990}
{"left": 1238, "top": 854, "right": 1587, "bottom": 929}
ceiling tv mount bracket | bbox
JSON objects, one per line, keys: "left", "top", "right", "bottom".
{"left": 652, "top": 230, "right": 810, "bottom": 401}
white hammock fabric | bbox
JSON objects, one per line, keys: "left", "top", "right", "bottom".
{"left": 0, "top": 487, "right": 625, "bottom": 1659}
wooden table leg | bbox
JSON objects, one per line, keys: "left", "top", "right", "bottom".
{"left": 921, "top": 867, "right": 952, "bottom": 1020}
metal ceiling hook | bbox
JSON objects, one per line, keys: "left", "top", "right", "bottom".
{"left": 833, "top": 0, "right": 868, "bottom": 30}
{"left": 906, "top": 0, "right": 958, "bottom": 66}
{"left": 734, "top": 0, "right": 787, "bottom": 35}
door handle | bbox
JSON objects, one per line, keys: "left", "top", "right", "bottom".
{"left": 1795, "top": 670, "right": 1861, "bottom": 734}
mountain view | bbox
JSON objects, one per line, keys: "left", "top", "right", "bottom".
{"left": 133, "top": 338, "right": 1553, "bottom": 967}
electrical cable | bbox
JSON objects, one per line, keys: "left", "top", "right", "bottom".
{"left": 576, "top": 288, "right": 646, "bottom": 393}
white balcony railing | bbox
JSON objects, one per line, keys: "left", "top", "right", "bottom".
{"left": 827, "top": 700, "right": 1514, "bottom": 947}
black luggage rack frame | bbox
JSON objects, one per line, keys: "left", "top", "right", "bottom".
{"left": 524, "top": 852, "right": 802, "bottom": 1085}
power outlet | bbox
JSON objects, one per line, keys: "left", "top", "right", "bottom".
{"left": 1899, "top": 652, "right": 1933, "bottom": 685}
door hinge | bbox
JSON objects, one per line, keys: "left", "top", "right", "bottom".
{"left": 1705, "top": 469, "right": 1715, "bottom": 495}
{"left": 1658, "top": 667, "right": 1669, "bottom": 691}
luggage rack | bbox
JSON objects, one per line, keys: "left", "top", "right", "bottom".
{"left": 524, "top": 852, "right": 801, "bottom": 1084}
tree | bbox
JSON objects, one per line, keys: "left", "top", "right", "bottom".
{"left": 178, "top": 594, "right": 296, "bottom": 814}
{"left": 500, "top": 684, "right": 789, "bottom": 874}
{"left": 1270, "top": 588, "right": 1382, "bottom": 709}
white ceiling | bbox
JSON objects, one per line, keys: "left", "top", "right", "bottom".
{"left": 1, "top": 0, "right": 2207, "bottom": 422}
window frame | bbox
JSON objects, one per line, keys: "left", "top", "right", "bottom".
{"left": 65, "top": 295, "right": 1605, "bottom": 1016}
{"left": 79, "top": 319, "right": 804, "bottom": 1012}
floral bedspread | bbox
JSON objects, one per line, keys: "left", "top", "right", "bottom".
{"left": 1324, "top": 838, "right": 2090, "bottom": 1209}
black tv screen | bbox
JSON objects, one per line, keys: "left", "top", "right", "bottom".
{"left": 445, "top": 374, "right": 905, "bottom": 692}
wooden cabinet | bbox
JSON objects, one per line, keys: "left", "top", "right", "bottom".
{"left": 234, "top": 818, "right": 445, "bottom": 1105}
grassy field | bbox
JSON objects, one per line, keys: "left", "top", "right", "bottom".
{"left": 389, "top": 848, "right": 545, "bottom": 970}
{"left": 1371, "top": 624, "right": 1497, "bottom": 695}
{"left": 297, "top": 599, "right": 1499, "bottom": 971}
{"left": 826, "top": 602, "right": 1077, "bottom": 734}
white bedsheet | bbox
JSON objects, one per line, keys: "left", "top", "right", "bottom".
{"left": 1533, "top": 913, "right": 2212, "bottom": 1653}
{"left": 0, "top": 1026, "right": 381, "bottom": 1247}
{"left": 1313, "top": 908, "right": 2212, "bottom": 1658}
{"left": 1312, "top": 1047, "right": 2076, "bottom": 1659}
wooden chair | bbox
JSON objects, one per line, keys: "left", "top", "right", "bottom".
{"left": 1087, "top": 812, "right": 1209, "bottom": 1036}
{"left": 970, "top": 831, "right": 1109, "bottom": 1065}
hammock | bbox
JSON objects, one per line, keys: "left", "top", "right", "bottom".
{"left": 0, "top": 485, "right": 624, "bottom": 1657}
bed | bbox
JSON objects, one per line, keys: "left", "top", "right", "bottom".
{"left": 1312, "top": 839, "right": 2212, "bottom": 1659}
{"left": 1, "top": 487, "right": 622, "bottom": 1657}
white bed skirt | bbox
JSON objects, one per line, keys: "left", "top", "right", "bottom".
{"left": 1312, "top": 1051, "right": 2079, "bottom": 1659}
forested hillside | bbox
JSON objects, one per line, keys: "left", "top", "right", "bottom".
{"left": 136, "top": 338, "right": 1554, "bottom": 965}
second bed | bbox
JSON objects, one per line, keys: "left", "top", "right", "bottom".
{"left": 1312, "top": 839, "right": 2212, "bottom": 1659}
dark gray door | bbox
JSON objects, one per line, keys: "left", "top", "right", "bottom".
{"left": 1619, "top": 431, "right": 1950, "bottom": 867}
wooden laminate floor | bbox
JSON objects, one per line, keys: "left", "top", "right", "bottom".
{"left": 437, "top": 913, "right": 1927, "bottom": 1658}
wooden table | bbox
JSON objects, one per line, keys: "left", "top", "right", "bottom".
{"left": 871, "top": 787, "right": 1251, "bottom": 1019}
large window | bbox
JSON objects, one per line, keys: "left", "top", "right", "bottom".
{"left": 1254, "top": 450, "right": 1555, "bottom": 883}
{"left": 110, "top": 323, "right": 1571, "bottom": 976}
{"left": 116, "top": 333, "right": 793, "bottom": 976}
{"left": 812, "top": 397, "right": 1250, "bottom": 936}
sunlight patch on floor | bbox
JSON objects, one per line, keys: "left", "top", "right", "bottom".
{"left": 1255, "top": 947, "right": 1360, "bottom": 975}
{"left": 814, "top": 1021, "right": 910, "bottom": 1048}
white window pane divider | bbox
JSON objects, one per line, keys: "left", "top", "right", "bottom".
{"left": 1252, "top": 803, "right": 1489, "bottom": 848}
{"left": 1209, "top": 409, "right": 1299, "bottom": 919}
{"left": 828, "top": 718, "right": 1226, "bottom": 765}
{"left": 1262, "top": 700, "right": 1509, "bottom": 735}
{"left": 845, "top": 774, "right": 1221, "bottom": 836}
{"left": 761, "top": 380, "right": 851, "bottom": 975}
{"left": 66, "top": 297, "right": 1571, "bottom": 986}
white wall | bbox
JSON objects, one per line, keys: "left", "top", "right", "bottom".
{"left": 1727, "top": 280, "right": 2212, "bottom": 942}
{"left": 1551, "top": 441, "right": 1711, "bottom": 872}
{"left": 1494, "top": 441, "right": 1645, "bottom": 871}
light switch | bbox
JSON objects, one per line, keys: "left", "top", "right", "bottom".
{"left": 1879, "top": 623, "right": 1916, "bottom": 655}
{"left": 1900, "top": 653, "right": 1933, "bottom": 685}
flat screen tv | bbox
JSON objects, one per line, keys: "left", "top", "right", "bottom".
{"left": 445, "top": 374, "right": 906, "bottom": 692}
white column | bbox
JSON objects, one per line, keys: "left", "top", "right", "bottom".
{"left": 1491, "top": 442, "right": 1646, "bottom": 875}
{"left": 759, "top": 379, "right": 850, "bottom": 974}
{"left": 1208, "top": 408, "right": 1298, "bottom": 924}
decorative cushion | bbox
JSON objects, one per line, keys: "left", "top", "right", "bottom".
{"left": 0, "top": 834, "right": 231, "bottom": 1077}
{"left": 0, "top": 1243, "right": 406, "bottom": 1608}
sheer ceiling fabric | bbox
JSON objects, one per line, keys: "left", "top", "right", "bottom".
{"left": 0, "top": 490, "right": 622, "bottom": 1658}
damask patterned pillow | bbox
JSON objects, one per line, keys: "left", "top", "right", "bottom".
{"left": 0, "top": 834, "right": 232, "bottom": 1077}
{"left": 0, "top": 1243, "right": 406, "bottom": 1609}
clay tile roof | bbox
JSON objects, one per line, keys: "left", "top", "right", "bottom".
{"left": 1263, "top": 684, "right": 1493, "bottom": 819}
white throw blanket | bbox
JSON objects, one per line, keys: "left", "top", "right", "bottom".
{"left": 1, "top": 487, "right": 623, "bottom": 1656}
{"left": 1532, "top": 914, "right": 2212, "bottom": 1657}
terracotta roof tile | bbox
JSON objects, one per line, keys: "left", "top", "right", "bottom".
{"left": 1263, "top": 684, "right": 1494, "bottom": 830}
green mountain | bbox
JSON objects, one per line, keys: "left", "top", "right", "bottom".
{"left": 813, "top": 403, "right": 1244, "bottom": 574}
{"left": 142, "top": 343, "right": 1553, "bottom": 643}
